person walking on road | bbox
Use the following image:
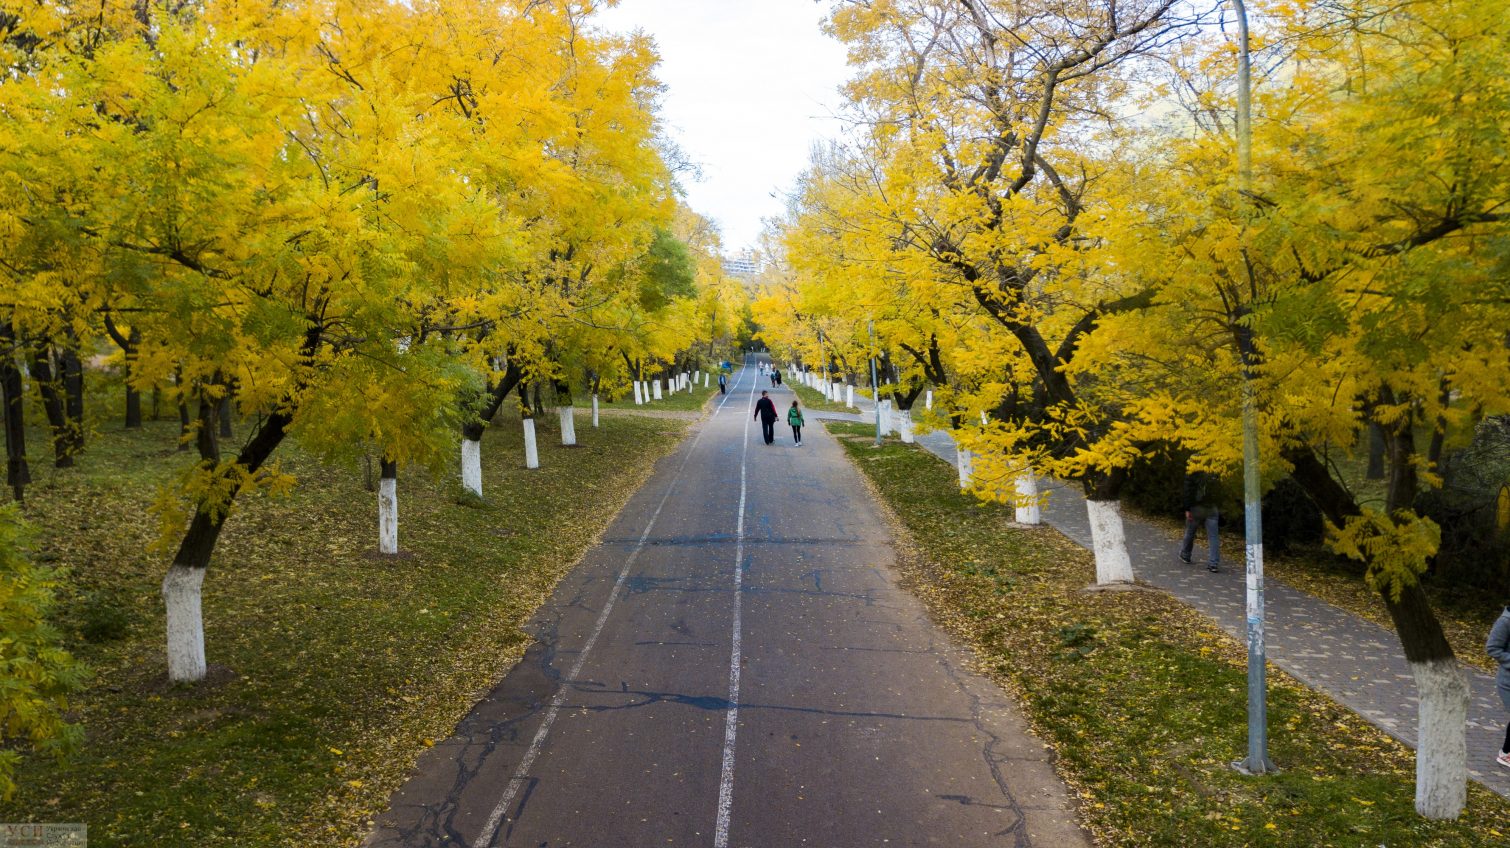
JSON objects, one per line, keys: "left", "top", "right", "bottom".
{"left": 1180, "top": 468, "right": 1224, "bottom": 573}
{"left": 788, "top": 400, "right": 805, "bottom": 446}
{"left": 718, "top": 372, "right": 727, "bottom": 395}
{"left": 771, "top": 367, "right": 779, "bottom": 388}
{"left": 1487, "top": 604, "right": 1510, "bottom": 769}
{"left": 754, "top": 390, "right": 779, "bottom": 445}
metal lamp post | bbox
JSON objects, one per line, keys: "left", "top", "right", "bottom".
{"left": 869, "top": 320, "right": 882, "bottom": 446}
{"left": 1232, "top": 0, "right": 1275, "bottom": 776}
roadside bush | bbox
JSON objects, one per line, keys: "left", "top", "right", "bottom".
{"left": 1419, "top": 417, "right": 1510, "bottom": 594}
{"left": 1119, "top": 451, "right": 1186, "bottom": 518}
{"left": 1123, "top": 450, "right": 1326, "bottom": 555}
{"left": 0, "top": 505, "right": 87, "bottom": 799}
{"left": 1261, "top": 477, "right": 1326, "bottom": 554}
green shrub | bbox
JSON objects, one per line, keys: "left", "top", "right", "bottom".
{"left": 75, "top": 591, "right": 131, "bottom": 643}
{"left": 0, "top": 505, "right": 87, "bottom": 799}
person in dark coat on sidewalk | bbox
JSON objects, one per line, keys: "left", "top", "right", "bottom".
{"left": 718, "top": 372, "right": 727, "bottom": 395}
{"left": 1487, "top": 605, "right": 1510, "bottom": 770}
{"left": 754, "top": 391, "right": 779, "bottom": 444}
{"left": 1180, "top": 468, "right": 1224, "bottom": 572}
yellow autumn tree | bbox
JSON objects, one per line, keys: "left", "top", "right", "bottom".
{"left": 1092, "top": 0, "right": 1510, "bottom": 817}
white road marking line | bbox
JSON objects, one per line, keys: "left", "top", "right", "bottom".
{"left": 471, "top": 367, "right": 749, "bottom": 848}
{"left": 713, "top": 367, "right": 758, "bottom": 848}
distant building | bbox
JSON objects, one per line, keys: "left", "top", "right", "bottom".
{"left": 722, "top": 251, "right": 759, "bottom": 278}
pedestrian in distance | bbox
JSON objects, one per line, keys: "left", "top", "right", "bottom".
{"left": 1487, "top": 604, "right": 1510, "bottom": 770}
{"left": 788, "top": 400, "right": 805, "bottom": 446}
{"left": 1180, "top": 468, "right": 1224, "bottom": 572}
{"left": 754, "top": 390, "right": 779, "bottom": 445}
{"left": 773, "top": 370, "right": 782, "bottom": 387}
{"left": 718, "top": 372, "right": 727, "bottom": 395}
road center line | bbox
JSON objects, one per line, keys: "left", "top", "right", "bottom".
{"left": 472, "top": 365, "right": 749, "bottom": 848}
{"left": 713, "top": 364, "right": 758, "bottom": 847}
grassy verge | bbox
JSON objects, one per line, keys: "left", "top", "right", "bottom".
{"left": 825, "top": 419, "right": 1509, "bottom": 848}
{"left": 636, "top": 381, "right": 720, "bottom": 412}
{"left": 788, "top": 379, "right": 852, "bottom": 413}
{"left": 4, "top": 409, "right": 688, "bottom": 847}
{"left": 584, "top": 381, "right": 720, "bottom": 414}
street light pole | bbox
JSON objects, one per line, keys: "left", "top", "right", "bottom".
{"left": 869, "top": 320, "right": 881, "bottom": 446}
{"left": 1232, "top": 0, "right": 1274, "bottom": 776}
{"left": 816, "top": 328, "right": 827, "bottom": 399}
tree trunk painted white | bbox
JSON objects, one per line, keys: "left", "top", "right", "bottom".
{"left": 652, "top": 380, "right": 663, "bottom": 401}
{"left": 633, "top": 381, "right": 644, "bottom": 405}
{"left": 981, "top": 411, "right": 989, "bottom": 426}
{"left": 1014, "top": 471, "right": 1041, "bottom": 525}
{"left": 926, "top": 390, "right": 933, "bottom": 409}
{"left": 956, "top": 448, "right": 973, "bottom": 490}
{"left": 686, "top": 373, "right": 693, "bottom": 393}
{"left": 163, "top": 564, "right": 207, "bottom": 683}
{"left": 1085, "top": 500, "right": 1134, "bottom": 584}
{"left": 703, "top": 373, "right": 709, "bottom": 388}
{"left": 1411, "top": 657, "right": 1469, "bottom": 819}
{"left": 592, "top": 394, "right": 600, "bottom": 428}
{"left": 523, "top": 418, "right": 539, "bottom": 469}
{"left": 694, "top": 370, "right": 700, "bottom": 385}
{"left": 896, "top": 408, "right": 914, "bottom": 443}
{"left": 558, "top": 406, "right": 577, "bottom": 446}
{"left": 378, "top": 471, "right": 398, "bottom": 555}
{"left": 846, "top": 385, "right": 855, "bottom": 408}
{"left": 879, "top": 400, "right": 893, "bottom": 435}
{"left": 461, "top": 438, "right": 483, "bottom": 497}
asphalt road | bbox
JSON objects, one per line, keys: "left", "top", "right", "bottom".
{"left": 364, "top": 362, "right": 1085, "bottom": 848}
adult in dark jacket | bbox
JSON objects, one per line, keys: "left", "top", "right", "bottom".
{"left": 1180, "top": 469, "right": 1223, "bottom": 572}
{"left": 753, "top": 391, "right": 779, "bottom": 444}
{"left": 1487, "top": 605, "right": 1510, "bottom": 770}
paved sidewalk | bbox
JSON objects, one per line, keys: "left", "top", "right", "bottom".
{"left": 811, "top": 385, "right": 1510, "bottom": 799}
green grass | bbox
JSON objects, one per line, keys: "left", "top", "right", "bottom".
{"left": 825, "top": 419, "right": 1510, "bottom": 848}
{"left": 3, "top": 406, "right": 688, "bottom": 847}
{"left": 634, "top": 380, "right": 720, "bottom": 412}
{"left": 787, "top": 378, "right": 853, "bottom": 413}
{"left": 583, "top": 379, "right": 720, "bottom": 414}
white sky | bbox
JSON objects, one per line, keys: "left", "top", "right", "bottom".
{"left": 593, "top": 0, "right": 853, "bottom": 254}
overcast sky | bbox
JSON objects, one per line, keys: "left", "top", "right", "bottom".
{"left": 593, "top": 0, "right": 853, "bottom": 254}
